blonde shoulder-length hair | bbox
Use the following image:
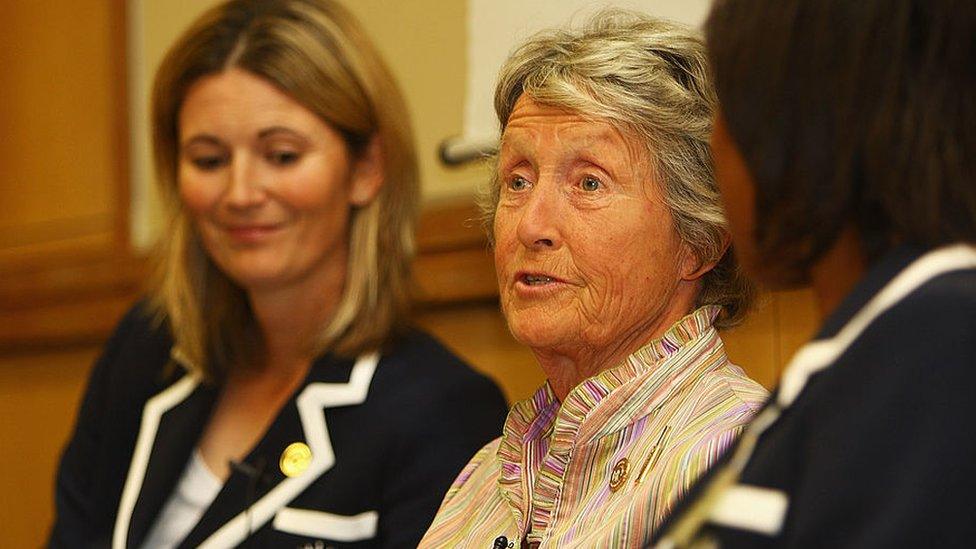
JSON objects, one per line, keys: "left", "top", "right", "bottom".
{"left": 149, "top": 0, "right": 419, "bottom": 380}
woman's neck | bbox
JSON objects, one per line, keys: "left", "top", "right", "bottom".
{"left": 809, "top": 226, "right": 867, "bottom": 319}
{"left": 246, "top": 256, "right": 348, "bottom": 376}
{"left": 534, "top": 290, "right": 697, "bottom": 402}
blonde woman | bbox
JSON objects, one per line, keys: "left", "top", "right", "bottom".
{"left": 50, "top": 1, "right": 506, "bottom": 547}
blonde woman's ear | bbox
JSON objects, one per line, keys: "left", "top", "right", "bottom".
{"left": 349, "top": 136, "right": 385, "bottom": 207}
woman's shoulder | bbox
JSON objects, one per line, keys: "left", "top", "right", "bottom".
{"left": 106, "top": 300, "right": 171, "bottom": 358}
{"left": 430, "top": 437, "right": 503, "bottom": 503}
{"left": 369, "top": 327, "right": 508, "bottom": 430}
{"left": 88, "top": 300, "right": 176, "bottom": 395}
{"left": 684, "top": 362, "right": 768, "bottom": 420}
{"left": 802, "top": 266, "right": 976, "bottom": 422}
{"left": 898, "top": 266, "right": 976, "bottom": 321}
{"left": 850, "top": 266, "right": 976, "bottom": 366}
{"left": 376, "top": 327, "right": 504, "bottom": 392}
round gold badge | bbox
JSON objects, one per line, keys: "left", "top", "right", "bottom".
{"left": 280, "top": 442, "right": 313, "bottom": 478}
{"left": 609, "top": 458, "right": 630, "bottom": 492}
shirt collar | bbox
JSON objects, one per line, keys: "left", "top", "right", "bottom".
{"left": 496, "top": 305, "right": 728, "bottom": 520}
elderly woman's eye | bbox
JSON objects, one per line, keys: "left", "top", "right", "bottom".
{"left": 580, "top": 176, "right": 602, "bottom": 191}
{"left": 508, "top": 175, "right": 530, "bottom": 191}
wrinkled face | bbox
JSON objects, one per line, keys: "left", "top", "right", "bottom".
{"left": 178, "top": 68, "right": 380, "bottom": 293}
{"left": 494, "top": 96, "right": 700, "bottom": 357}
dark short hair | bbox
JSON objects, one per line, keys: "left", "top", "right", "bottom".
{"left": 705, "top": 0, "right": 976, "bottom": 282}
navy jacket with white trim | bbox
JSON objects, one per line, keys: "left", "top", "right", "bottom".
{"left": 49, "top": 303, "right": 508, "bottom": 548}
{"left": 652, "top": 245, "right": 976, "bottom": 547}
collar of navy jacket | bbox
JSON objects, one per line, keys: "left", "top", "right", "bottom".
{"left": 111, "top": 350, "right": 381, "bottom": 549}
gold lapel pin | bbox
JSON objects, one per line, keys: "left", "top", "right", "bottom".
{"left": 280, "top": 442, "right": 313, "bottom": 477}
{"left": 609, "top": 457, "right": 630, "bottom": 492}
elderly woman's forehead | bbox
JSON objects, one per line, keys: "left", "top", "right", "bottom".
{"left": 502, "top": 97, "right": 642, "bottom": 150}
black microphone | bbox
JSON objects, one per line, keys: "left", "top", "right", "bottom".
{"left": 229, "top": 456, "right": 273, "bottom": 534}
{"left": 229, "top": 457, "right": 272, "bottom": 485}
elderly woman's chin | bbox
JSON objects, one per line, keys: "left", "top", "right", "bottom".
{"left": 500, "top": 298, "right": 577, "bottom": 351}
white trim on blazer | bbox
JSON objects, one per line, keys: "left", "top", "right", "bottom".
{"left": 778, "top": 244, "right": 976, "bottom": 407}
{"left": 112, "top": 351, "right": 381, "bottom": 549}
{"left": 113, "top": 375, "right": 200, "bottom": 549}
{"left": 671, "top": 244, "right": 976, "bottom": 542}
{"left": 273, "top": 508, "right": 379, "bottom": 542}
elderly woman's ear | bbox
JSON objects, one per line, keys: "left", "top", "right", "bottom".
{"left": 679, "top": 232, "right": 731, "bottom": 282}
{"left": 349, "top": 135, "right": 385, "bottom": 207}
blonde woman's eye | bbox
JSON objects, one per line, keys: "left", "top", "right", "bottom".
{"left": 269, "top": 151, "right": 301, "bottom": 166}
{"left": 509, "top": 175, "right": 530, "bottom": 191}
{"left": 190, "top": 155, "right": 226, "bottom": 171}
{"left": 581, "top": 176, "right": 602, "bottom": 191}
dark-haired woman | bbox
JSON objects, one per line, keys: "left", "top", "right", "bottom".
{"left": 654, "top": 0, "right": 976, "bottom": 547}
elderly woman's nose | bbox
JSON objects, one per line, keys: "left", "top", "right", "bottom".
{"left": 516, "top": 183, "right": 562, "bottom": 250}
{"left": 224, "top": 156, "right": 267, "bottom": 208}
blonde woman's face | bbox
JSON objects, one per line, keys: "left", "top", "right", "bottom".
{"left": 177, "top": 68, "right": 381, "bottom": 294}
{"left": 493, "top": 97, "right": 703, "bottom": 362}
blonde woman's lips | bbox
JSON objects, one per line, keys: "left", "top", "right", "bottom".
{"left": 223, "top": 223, "right": 283, "bottom": 243}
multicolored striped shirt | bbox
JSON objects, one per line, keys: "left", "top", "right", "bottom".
{"left": 420, "top": 306, "right": 767, "bottom": 548}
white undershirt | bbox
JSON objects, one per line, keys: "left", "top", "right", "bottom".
{"left": 141, "top": 450, "right": 223, "bottom": 549}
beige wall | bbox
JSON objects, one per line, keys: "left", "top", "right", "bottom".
{"left": 129, "top": 0, "right": 224, "bottom": 248}
{"left": 130, "top": 0, "right": 489, "bottom": 249}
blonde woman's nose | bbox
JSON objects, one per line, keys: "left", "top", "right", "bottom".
{"left": 224, "top": 155, "right": 267, "bottom": 208}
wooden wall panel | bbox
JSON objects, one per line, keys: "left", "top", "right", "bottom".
{"left": 722, "top": 296, "right": 780, "bottom": 389}
{"left": 0, "top": 0, "right": 128, "bottom": 256}
{"left": 0, "top": 347, "right": 98, "bottom": 548}
{"left": 775, "top": 289, "right": 821, "bottom": 365}
{"left": 0, "top": 2, "right": 128, "bottom": 545}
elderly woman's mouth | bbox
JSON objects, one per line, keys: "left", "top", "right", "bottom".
{"left": 515, "top": 272, "right": 569, "bottom": 289}
{"left": 522, "top": 274, "right": 556, "bottom": 285}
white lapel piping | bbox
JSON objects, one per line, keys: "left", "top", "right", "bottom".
{"left": 113, "top": 374, "right": 200, "bottom": 549}
{"left": 272, "top": 508, "right": 379, "bottom": 542}
{"left": 709, "top": 484, "right": 789, "bottom": 535}
{"left": 197, "top": 351, "right": 380, "bottom": 548}
{"left": 777, "top": 244, "right": 976, "bottom": 407}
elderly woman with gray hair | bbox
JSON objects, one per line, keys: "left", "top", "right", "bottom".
{"left": 420, "top": 11, "right": 766, "bottom": 548}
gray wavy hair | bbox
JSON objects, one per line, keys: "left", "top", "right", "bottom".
{"left": 485, "top": 9, "right": 755, "bottom": 328}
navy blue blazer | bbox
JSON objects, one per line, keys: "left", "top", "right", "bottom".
{"left": 652, "top": 245, "right": 976, "bottom": 547}
{"left": 50, "top": 304, "right": 508, "bottom": 548}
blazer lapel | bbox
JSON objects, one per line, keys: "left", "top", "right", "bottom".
{"left": 112, "top": 373, "right": 216, "bottom": 549}
{"left": 185, "top": 351, "right": 380, "bottom": 548}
